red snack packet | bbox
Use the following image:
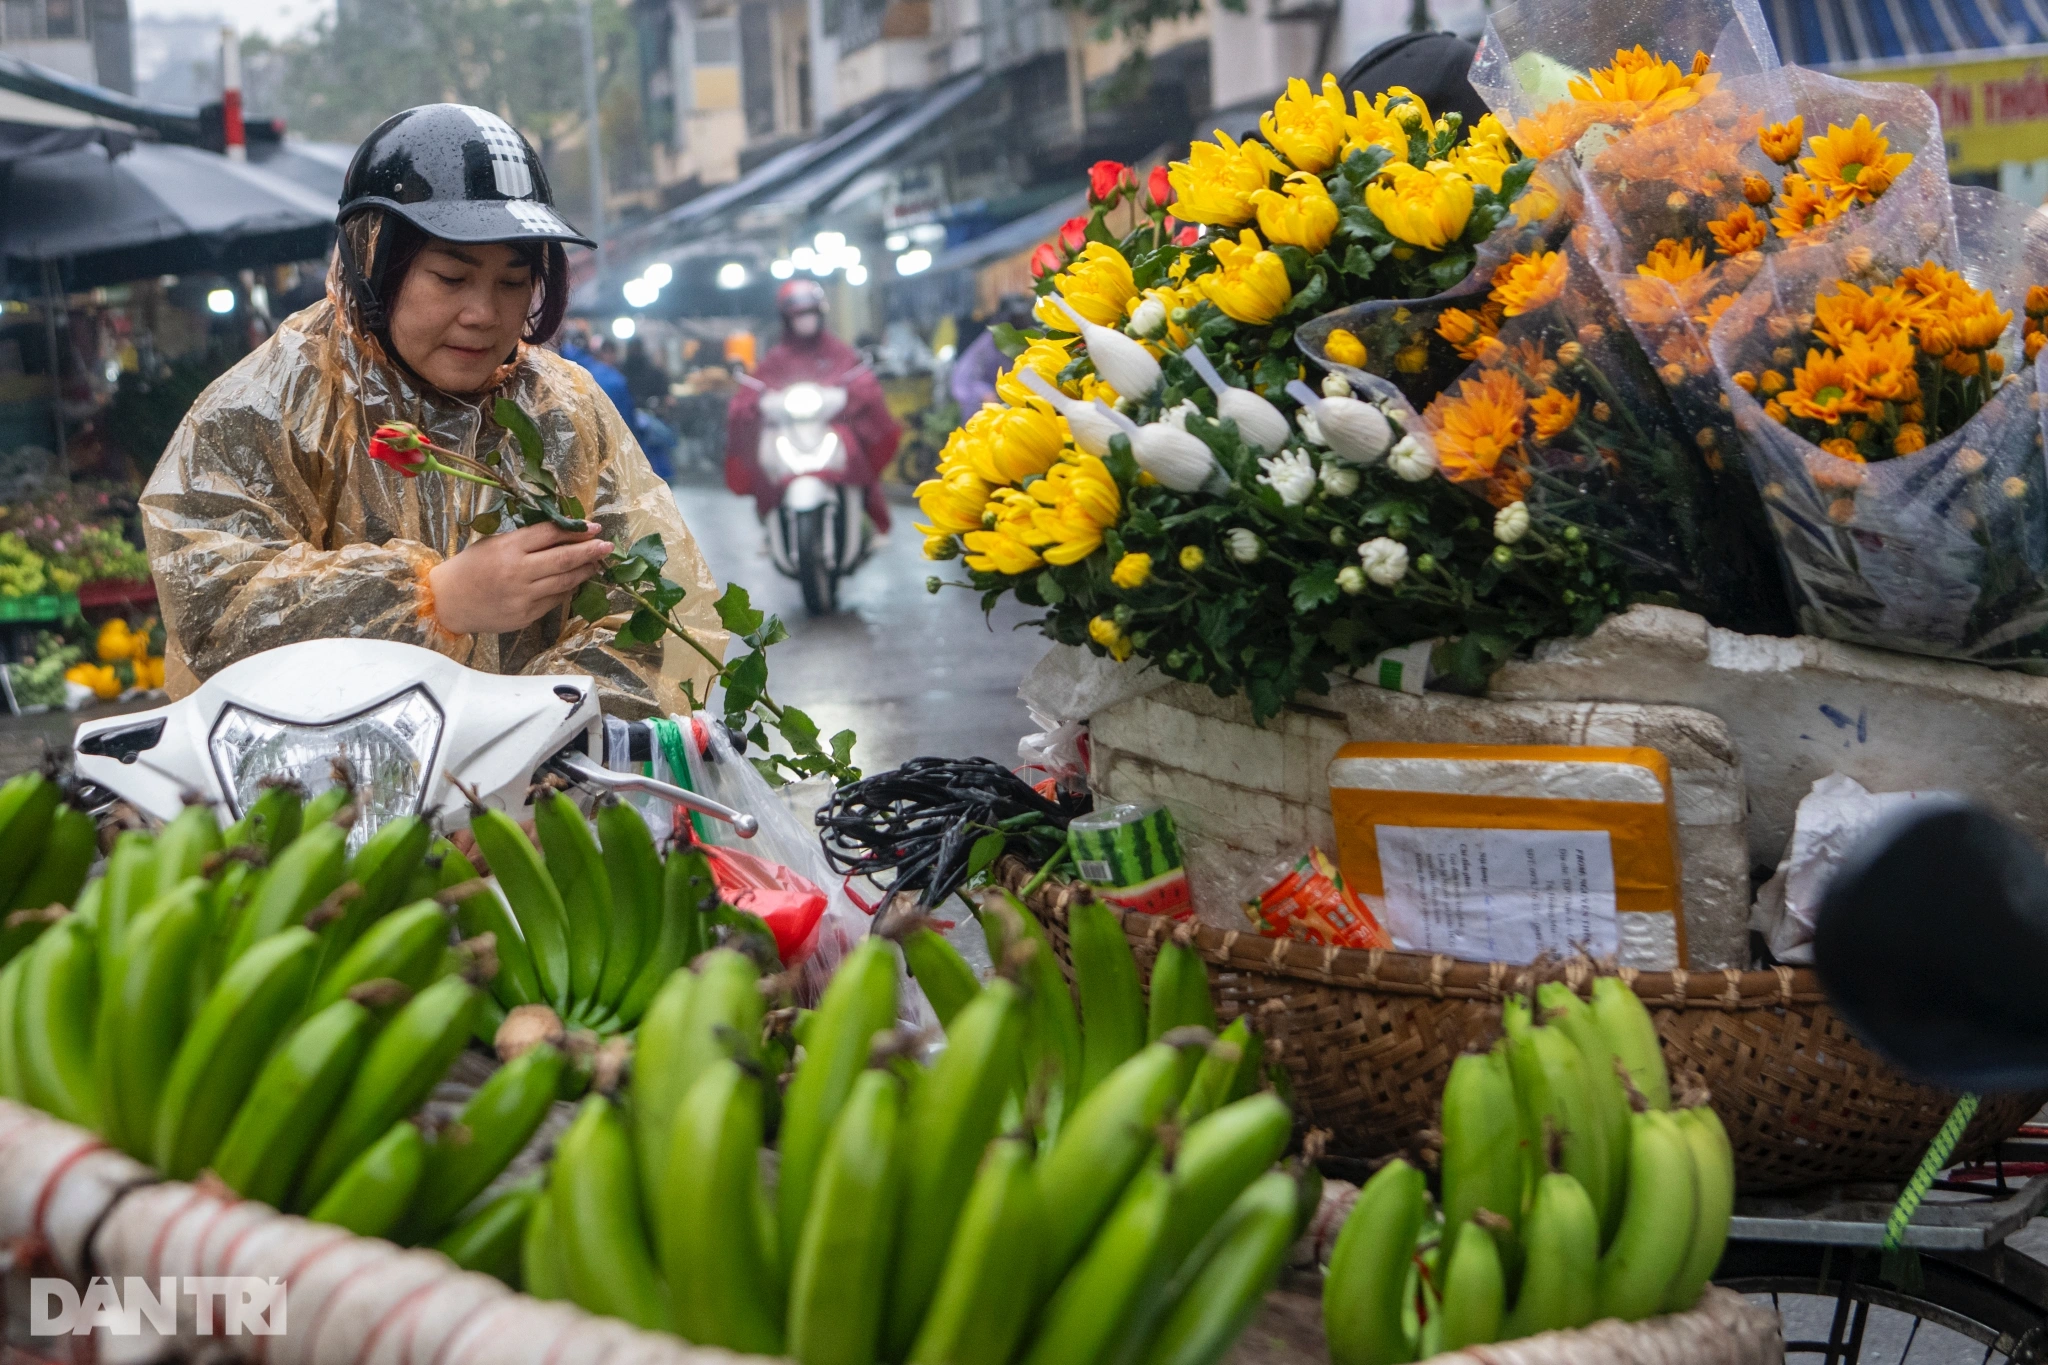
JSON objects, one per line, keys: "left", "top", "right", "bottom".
{"left": 1251, "top": 848, "right": 1393, "bottom": 951}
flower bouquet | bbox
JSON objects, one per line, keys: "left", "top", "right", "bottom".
{"left": 919, "top": 98, "right": 1630, "bottom": 717}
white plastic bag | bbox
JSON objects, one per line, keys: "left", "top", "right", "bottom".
{"left": 1752, "top": 772, "right": 1950, "bottom": 963}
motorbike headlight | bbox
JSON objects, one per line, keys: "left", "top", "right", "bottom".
{"left": 209, "top": 686, "right": 444, "bottom": 848}
{"left": 783, "top": 383, "right": 825, "bottom": 420}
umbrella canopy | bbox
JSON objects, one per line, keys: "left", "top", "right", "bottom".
{"left": 2, "top": 140, "right": 335, "bottom": 291}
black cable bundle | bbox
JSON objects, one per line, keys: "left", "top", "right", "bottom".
{"left": 815, "top": 756, "right": 1088, "bottom": 909}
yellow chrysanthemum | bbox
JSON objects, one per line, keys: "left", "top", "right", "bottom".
{"left": 1567, "top": 46, "right": 1718, "bottom": 125}
{"left": 1839, "top": 331, "right": 1920, "bottom": 407}
{"left": 1087, "top": 615, "right": 1133, "bottom": 662}
{"left": 996, "top": 334, "right": 1079, "bottom": 408}
{"left": 1783, "top": 348, "right": 1864, "bottom": 424}
{"left": 1179, "top": 545, "right": 1205, "bottom": 571}
{"left": 1529, "top": 388, "right": 1582, "bottom": 441}
{"left": 1251, "top": 173, "right": 1339, "bottom": 253}
{"left": 1110, "top": 552, "right": 1153, "bottom": 589}
{"left": 1707, "top": 205, "right": 1768, "bottom": 256}
{"left": 1325, "top": 328, "right": 1368, "bottom": 367}
{"left": 1490, "top": 251, "right": 1567, "bottom": 317}
{"left": 1197, "top": 229, "right": 1295, "bottom": 326}
{"left": 1167, "top": 130, "right": 1287, "bottom": 228}
{"left": 1037, "top": 242, "right": 1137, "bottom": 329}
{"left": 1026, "top": 455, "right": 1122, "bottom": 564}
{"left": 1813, "top": 280, "right": 1924, "bottom": 349}
{"left": 1798, "top": 116, "right": 1913, "bottom": 206}
{"left": 962, "top": 519, "right": 1045, "bottom": 576}
{"left": 1366, "top": 162, "right": 1474, "bottom": 251}
{"left": 1260, "top": 74, "right": 1351, "bottom": 173}
{"left": 1758, "top": 116, "right": 1804, "bottom": 164}
{"left": 1424, "top": 368, "right": 1527, "bottom": 482}
{"left": 1346, "top": 86, "right": 1430, "bottom": 158}
{"left": 1771, "top": 173, "right": 1851, "bottom": 237}
{"left": 1637, "top": 237, "right": 1705, "bottom": 284}
{"left": 1894, "top": 423, "right": 1927, "bottom": 454}
{"left": 1511, "top": 173, "right": 1563, "bottom": 226}
{"left": 914, "top": 466, "right": 994, "bottom": 536}
{"left": 963, "top": 401, "right": 1067, "bottom": 486}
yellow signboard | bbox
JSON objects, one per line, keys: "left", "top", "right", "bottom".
{"left": 1844, "top": 50, "right": 2048, "bottom": 174}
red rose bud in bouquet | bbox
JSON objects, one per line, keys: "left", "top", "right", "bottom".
{"left": 1030, "top": 241, "right": 1062, "bottom": 279}
{"left": 368, "top": 423, "right": 429, "bottom": 477}
{"left": 1059, "top": 215, "right": 1089, "bottom": 251}
{"left": 1088, "top": 159, "right": 1134, "bottom": 204}
{"left": 1146, "top": 164, "right": 1174, "bottom": 211}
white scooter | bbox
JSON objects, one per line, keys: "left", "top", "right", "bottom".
{"left": 744, "top": 374, "right": 875, "bottom": 616}
{"left": 68, "top": 637, "right": 757, "bottom": 844}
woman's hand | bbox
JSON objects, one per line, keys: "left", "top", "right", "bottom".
{"left": 428, "top": 520, "right": 613, "bottom": 636}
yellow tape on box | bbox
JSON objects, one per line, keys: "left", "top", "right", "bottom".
{"left": 1327, "top": 742, "right": 1686, "bottom": 969}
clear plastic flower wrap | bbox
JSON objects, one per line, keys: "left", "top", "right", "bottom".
{"left": 1708, "top": 185, "right": 2048, "bottom": 658}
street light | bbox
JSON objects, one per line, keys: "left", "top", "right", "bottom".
{"left": 814, "top": 231, "right": 847, "bottom": 255}
{"left": 717, "top": 262, "right": 750, "bottom": 289}
{"left": 643, "top": 262, "right": 674, "bottom": 288}
{"left": 612, "top": 317, "right": 637, "bottom": 340}
{"left": 771, "top": 259, "right": 795, "bottom": 279}
{"left": 622, "top": 278, "right": 659, "bottom": 308}
{"left": 206, "top": 288, "right": 236, "bottom": 314}
{"left": 895, "top": 249, "right": 932, "bottom": 276}
{"left": 846, "top": 264, "right": 869, "bottom": 286}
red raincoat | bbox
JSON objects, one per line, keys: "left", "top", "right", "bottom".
{"left": 725, "top": 329, "right": 902, "bottom": 531}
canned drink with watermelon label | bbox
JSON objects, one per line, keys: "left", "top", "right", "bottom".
{"left": 1067, "top": 803, "right": 1193, "bottom": 920}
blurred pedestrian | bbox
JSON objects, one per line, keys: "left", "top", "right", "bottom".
{"left": 950, "top": 294, "right": 1036, "bottom": 415}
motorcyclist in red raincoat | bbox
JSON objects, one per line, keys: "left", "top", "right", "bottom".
{"left": 724, "top": 279, "right": 903, "bottom": 534}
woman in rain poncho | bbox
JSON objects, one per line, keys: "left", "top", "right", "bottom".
{"left": 141, "top": 103, "right": 725, "bottom": 718}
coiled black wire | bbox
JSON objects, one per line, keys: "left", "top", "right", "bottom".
{"left": 815, "top": 757, "right": 1089, "bottom": 908}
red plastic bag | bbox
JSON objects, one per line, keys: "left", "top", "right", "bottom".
{"left": 697, "top": 838, "right": 830, "bottom": 965}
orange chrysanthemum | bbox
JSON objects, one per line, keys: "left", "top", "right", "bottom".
{"left": 1839, "top": 331, "right": 1920, "bottom": 406}
{"left": 1637, "top": 237, "right": 1705, "bottom": 284}
{"left": 1798, "top": 116, "right": 1913, "bottom": 206}
{"left": 1529, "top": 388, "right": 1582, "bottom": 441}
{"left": 1693, "top": 293, "right": 1738, "bottom": 331}
{"left": 1436, "top": 301, "right": 1505, "bottom": 361}
{"left": 1742, "top": 173, "right": 1775, "bottom": 204}
{"left": 1894, "top": 423, "right": 1927, "bottom": 454}
{"left": 1771, "top": 174, "right": 1851, "bottom": 236}
{"left": 1759, "top": 116, "right": 1804, "bottom": 164}
{"left": 1783, "top": 347, "right": 1864, "bottom": 424}
{"left": 1493, "top": 337, "right": 1558, "bottom": 387}
{"left": 1489, "top": 251, "right": 1568, "bottom": 316}
{"left": 1708, "top": 205, "right": 1768, "bottom": 256}
{"left": 1813, "top": 280, "right": 1926, "bottom": 349}
{"left": 1424, "top": 368, "right": 1528, "bottom": 482}
{"left": 1567, "top": 46, "right": 1719, "bottom": 126}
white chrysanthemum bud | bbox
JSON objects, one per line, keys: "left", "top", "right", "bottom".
{"left": 1323, "top": 372, "right": 1354, "bottom": 398}
{"left": 1494, "top": 501, "right": 1531, "bottom": 545}
{"left": 1050, "top": 293, "right": 1161, "bottom": 399}
{"left": 1225, "top": 528, "right": 1262, "bottom": 562}
{"left": 1297, "top": 406, "right": 1324, "bottom": 446}
{"left": 1336, "top": 564, "right": 1367, "bottom": 595}
{"left": 1359, "top": 536, "right": 1410, "bottom": 586}
{"left": 1388, "top": 433, "right": 1437, "bottom": 482}
{"left": 1015, "top": 366, "right": 1126, "bottom": 458}
{"left": 1132, "top": 423, "right": 1224, "bottom": 493}
{"left": 1128, "top": 294, "right": 1168, "bottom": 339}
{"left": 1321, "top": 461, "right": 1360, "bottom": 497}
{"left": 1257, "top": 449, "right": 1318, "bottom": 506}
{"left": 1161, "top": 399, "right": 1201, "bottom": 432}
{"left": 1214, "top": 388, "right": 1291, "bottom": 455}
{"left": 1313, "top": 396, "right": 1394, "bottom": 466}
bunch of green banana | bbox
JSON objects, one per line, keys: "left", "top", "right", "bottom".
{"left": 0, "top": 770, "right": 97, "bottom": 965}
{"left": 1322, "top": 978, "right": 1738, "bottom": 1365}
{"left": 524, "top": 886, "right": 1302, "bottom": 1365}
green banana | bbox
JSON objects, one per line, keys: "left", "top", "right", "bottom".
{"left": 0, "top": 772, "right": 60, "bottom": 908}
{"left": 778, "top": 936, "right": 900, "bottom": 1266}
{"left": 1071, "top": 897, "right": 1146, "bottom": 1095}
{"left": 1538, "top": 985, "right": 1633, "bottom": 1217}
{"left": 520, "top": 1186, "right": 569, "bottom": 1301}
{"left": 306, "top": 1119, "right": 426, "bottom": 1239}
{"left": 434, "top": 1180, "right": 540, "bottom": 1285}
{"left": 1176, "top": 1017, "right": 1263, "bottom": 1126}
{"left": 1023, "top": 1161, "right": 1178, "bottom": 1365}
{"left": 554, "top": 1094, "right": 670, "bottom": 1331}
{"left": 1590, "top": 976, "right": 1671, "bottom": 1110}
{"left": 224, "top": 783, "right": 302, "bottom": 858}
{"left": 1438, "top": 1046, "right": 1525, "bottom": 1272}
{"left": 1502, "top": 993, "right": 1533, "bottom": 1039}
{"left": 1036, "top": 1039, "right": 1198, "bottom": 1282}
{"left": 154, "top": 926, "right": 321, "bottom": 1180}
{"left": 616, "top": 847, "right": 713, "bottom": 1024}
{"left": 1137, "top": 1170, "right": 1301, "bottom": 1365}
{"left": 786, "top": 1067, "right": 905, "bottom": 1365}
{"left": 468, "top": 808, "right": 570, "bottom": 1011}
{"left": 307, "top": 899, "right": 449, "bottom": 1014}
{"left": 1438, "top": 1219, "right": 1507, "bottom": 1351}
{"left": 404, "top": 1042, "right": 565, "bottom": 1237}
{"left": 0, "top": 950, "right": 27, "bottom": 1099}
{"left": 99, "top": 830, "right": 158, "bottom": 966}
{"left": 435, "top": 843, "right": 541, "bottom": 1008}
{"left": 211, "top": 999, "right": 374, "bottom": 1205}
{"left": 1596, "top": 1110, "right": 1698, "bottom": 1321}
{"left": 1324, "top": 1157, "right": 1425, "bottom": 1365}
{"left": 906, "top": 1136, "right": 1043, "bottom": 1365}
{"left": 1164, "top": 1093, "right": 1293, "bottom": 1259}
{"left": 659, "top": 1057, "right": 785, "bottom": 1354}
{"left": 6, "top": 801, "right": 96, "bottom": 923}
{"left": 1147, "top": 937, "right": 1217, "bottom": 1041}
{"left": 533, "top": 791, "right": 613, "bottom": 1008}
{"left": 17, "top": 910, "right": 99, "bottom": 1129}
{"left": 1507, "top": 1024, "right": 1614, "bottom": 1240}
{"left": 154, "top": 801, "right": 224, "bottom": 888}
{"left": 899, "top": 924, "right": 980, "bottom": 1027}
{"left": 1504, "top": 1171, "right": 1600, "bottom": 1338}
{"left": 226, "top": 822, "right": 348, "bottom": 964}
{"left": 95, "top": 879, "right": 210, "bottom": 1158}
{"left": 630, "top": 967, "right": 696, "bottom": 1220}
{"left": 302, "top": 784, "right": 354, "bottom": 827}
{"left": 1663, "top": 1105, "right": 1735, "bottom": 1313}
{"left": 593, "top": 799, "right": 658, "bottom": 1009}
{"left": 325, "top": 815, "right": 433, "bottom": 966}
{"left": 881, "top": 979, "right": 1025, "bottom": 1361}
{"left": 984, "top": 890, "right": 1082, "bottom": 1132}
{"left": 294, "top": 976, "right": 478, "bottom": 1208}
{"left": 202, "top": 859, "right": 259, "bottom": 991}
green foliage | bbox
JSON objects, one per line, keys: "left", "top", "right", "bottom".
{"left": 103, "top": 356, "right": 236, "bottom": 480}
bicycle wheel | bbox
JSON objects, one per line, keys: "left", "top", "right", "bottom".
{"left": 1717, "top": 1240, "right": 2048, "bottom": 1365}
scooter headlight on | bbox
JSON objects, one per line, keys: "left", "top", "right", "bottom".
{"left": 208, "top": 686, "right": 444, "bottom": 847}
{"left": 783, "top": 383, "right": 825, "bottom": 420}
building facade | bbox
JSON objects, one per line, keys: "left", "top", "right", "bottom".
{"left": 0, "top": 0, "right": 131, "bottom": 93}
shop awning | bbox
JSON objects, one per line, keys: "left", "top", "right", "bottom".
{"left": 750, "top": 71, "right": 991, "bottom": 220}
{"left": 0, "top": 52, "right": 200, "bottom": 144}
{"left": 926, "top": 191, "right": 1084, "bottom": 275}
{"left": 1767, "top": 0, "right": 2048, "bottom": 65}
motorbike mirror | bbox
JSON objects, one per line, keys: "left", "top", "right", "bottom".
{"left": 1814, "top": 798, "right": 2048, "bottom": 1091}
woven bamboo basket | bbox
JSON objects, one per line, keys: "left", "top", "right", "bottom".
{"left": 998, "top": 859, "right": 2044, "bottom": 1193}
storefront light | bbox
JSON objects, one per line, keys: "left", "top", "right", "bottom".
{"left": 206, "top": 288, "right": 236, "bottom": 314}
{"left": 716, "top": 262, "right": 749, "bottom": 290}
{"left": 622, "top": 278, "right": 660, "bottom": 308}
{"left": 895, "top": 250, "right": 932, "bottom": 276}
{"left": 790, "top": 246, "right": 817, "bottom": 270}
{"left": 814, "top": 231, "right": 847, "bottom": 256}
{"left": 612, "top": 317, "right": 637, "bottom": 340}
{"left": 846, "top": 264, "right": 869, "bottom": 286}
{"left": 643, "top": 262, "right": 674, "bottom": 288}
{"left": 885, "top": 232, "right": 909, "bottom": 252}
{"left": 771, "top": 259, "right": 795, "bottom": 279}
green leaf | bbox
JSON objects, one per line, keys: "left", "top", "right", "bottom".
{"left": 1290, "top": 562, "right": 1342, "bottom": 614}
{"left": 966, "top": 830, "right": 1008, "bottom": 882}
{"left": 1036, "top": 571, "right": 1067, "bottom": 606}
{"left": 559, "top": 495, "right": 586, "bottom": 522}
{"left": 1497, "top": 158, "right": 1537, "bottom": 203}
{"left": 468, "top": 510, "right": 502, "bottom": 536}
{"left": 714, "top": 583, "right": 766, "bottom": 638}
{"left": 625, "top": 532, "right": 668, "bottom": 573}
{"left": 614, "top": 608, "right": 666, "bottom": 647}
{"left": 1285, "top": 269, "right": 1328, "bottom": 316}
{"left": 1105, "top": 433, "right": 1140, "bottom": 488}
{"left": 1428, "top": 249, "right": 1477, "bottom": 292}
{"left": 571, "top": 579, "right": 612, "bottom": 623}
{"left": 549, "top": 512, "right": 588, "bottom": 534}
{"left": 1341, "top": 244, "right": 1378, "bottom": 280}
{"left": 722, "top": 649, "right": 768, "bottom": 714}
{"left": 776, "top": 705, "right": 822, "bottom": 754}
{"left": 493, "top": 397, "right": 546, "bottom": 478}
{"left": 753, "top": 615, "right": 790, "bottom": 649}
{"left": 829, "top": 729, "right": 858, "bottom": 768}
{"left": 992, "top": 323, "right": 1032, "bottom": 360}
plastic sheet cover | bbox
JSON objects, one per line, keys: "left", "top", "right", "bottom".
{"left": 141, "top": 232, "right": 726, "bottom": 718}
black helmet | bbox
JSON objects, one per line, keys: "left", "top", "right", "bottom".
{"left": 340, "top": 103, "right": 594, "bottom": 247}
{"left": 336, "top": 104, "right": 591, "bottom": 336}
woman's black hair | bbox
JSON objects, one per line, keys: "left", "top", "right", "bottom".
{"left": 370, "top": 211, "right": 571, "bottom": 345}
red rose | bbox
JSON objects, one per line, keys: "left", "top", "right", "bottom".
{"left": 1146, "top": 165, "right": 1173, "bottom": 209}
{"left": 1088, "top": 160, "right": 1129, "bottom": 203}
{"left": 1175, "top": 224, "right": 1200, "bottom": 247}
{"left": 1058, "top": 215, "right": 1088, "bottom": 252}
{"left": 1030, "top": 242, "right": 1062, "bottom": 279}
{"left": 369, "top": 423, "right": 427, "bottom": 477}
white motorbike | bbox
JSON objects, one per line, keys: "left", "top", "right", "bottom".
{"left": 746, "top": 375, "right": 874, "bottom": 616}
{"left": 69, "top": 637, "right": 758, "bottom": 844}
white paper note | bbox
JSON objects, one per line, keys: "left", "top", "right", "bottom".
{"left": 1373, "top": 825, "right": 1618, "bottom": 963}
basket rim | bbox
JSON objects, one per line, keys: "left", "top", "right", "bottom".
{"left": 996, "top": 855, "right": 1825, "bottom": 1010}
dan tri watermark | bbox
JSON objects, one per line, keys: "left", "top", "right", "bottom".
{"left": 30, "top": 1277, "right": 286, "bottom": 1336}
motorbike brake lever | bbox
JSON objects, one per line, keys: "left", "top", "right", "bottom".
{"left": 549, "top": 749, "right": 760, "bottom": 838}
